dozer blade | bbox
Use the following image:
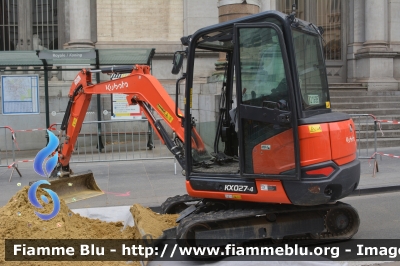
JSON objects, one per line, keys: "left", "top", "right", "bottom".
{"left": 43, "top": 170, "right": 104, "bottom": 203}
{"left": 130, "top": 204, "right": 177, "bottom": 244}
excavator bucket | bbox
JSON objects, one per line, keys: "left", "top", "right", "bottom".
{"left": 43, "top": 171, "right": 104, "bottom": 203}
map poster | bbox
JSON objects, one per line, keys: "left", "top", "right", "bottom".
{"left": 110, "top": 73, "right": 142, "bottom": 120}
{"left": 1, "top": 75, "right": 40, "bottom": 115}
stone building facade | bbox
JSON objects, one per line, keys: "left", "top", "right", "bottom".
{"left": 3, "top": 0, "right": 398, "bottom": 88}
{"left": 1, "top": 0, "right": 400, "bottom": 149}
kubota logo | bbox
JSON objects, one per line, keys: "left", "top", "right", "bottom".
{"left": 105, "top": 81, "right": 128, "bottom": 91}
{"left": 30, "top": 130, "right": 60, "bottom": 220}
{"left": 346, "top": 136, "right": 355, "bottom": 143}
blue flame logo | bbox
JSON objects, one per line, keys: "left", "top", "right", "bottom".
{"left": 29, "top": 130, "right": 60, "bottom": 220}
{"left": 33, "top": 130, "right": 59, "bottom": 177}
{"left": 28, "top": 180, "right": 60, "bottom": 220}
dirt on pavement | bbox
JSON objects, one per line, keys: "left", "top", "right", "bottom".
{"left": 0, "top": 186, "right": 178, "bottom": 265}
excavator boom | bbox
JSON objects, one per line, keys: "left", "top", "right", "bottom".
{"left": 51, "top": 64, "right": 206, "bottom": 202}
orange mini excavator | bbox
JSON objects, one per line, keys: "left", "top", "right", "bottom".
{"left": 50, "top": 10, "right": 360, "bottom": 246}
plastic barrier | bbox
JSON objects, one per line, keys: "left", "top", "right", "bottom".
{"left": 350, "top": 114, "right": 400, "bottom": 176}
{"left": 0, "top": 126, "right": 21, "bottom": 181}
{"left": 349, "top": 114, "right": 380, "bottom": 176}
{"left": 370, "top": 118, "right": 400, "bottom": 176}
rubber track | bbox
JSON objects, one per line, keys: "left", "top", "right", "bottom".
{"left": 161, "top": 194, "right": 201, "bottom": 214}
{"left": 176, "top": 201, "right": 359, "bottom": 242}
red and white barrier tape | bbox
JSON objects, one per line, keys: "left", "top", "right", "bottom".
{"left": 14, "top": 125, "right": 57, "bottom": 132}
{"left": 374, "top": 119, "right": 400, "bottom": 137}
{"left": 376, "top": 120, "right": 400, "bottom": 124}
{"left": 370, "top": 152, "right": 400, "bottom": 160}
{"left": 15, "top": 128, "right": 47, "bottom": 132}
{"left": 368, "top": 152, "right": 400, "bottom": 169}
{"left": 8, "top": 160, "right": 34, "bottom": 168}
{"left": 4, "top": 125, "right": 57, "bottom": 151}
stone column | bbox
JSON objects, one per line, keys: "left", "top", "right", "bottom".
{"left": 389, "top": 0, "right": 400, "bottom": 83}
{"left": 63, "top": 0, "right": 94, "bottom": 81}
{"left": 218, "top": 0, "right": 261, "bottom": 23}
{"left": 354, "top": 0, "right": 398, "bottom": 90}
{"left": 260, "top": 0, "right": 276, "bottom": 12}
{"left": 347, "top": 0, "right": 365, "bottom": 82}
{"left": 364, "top": 0, "right": 386, "bottom": 47}
{"left": 67, "top": 0, "right": 94, "bottom": 48}
{"left": 215, "top": 0, "right": 261, "bottom": 73}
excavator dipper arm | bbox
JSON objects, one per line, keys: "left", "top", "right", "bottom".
{"left": 56, "top": 65, "right": 205, "bottom": 176}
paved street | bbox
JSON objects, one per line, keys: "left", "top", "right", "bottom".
{"left": 0, "top": 157, "right": 183, "bottom": 208}
{"left": 1, "top": 146, "right": 400, "bottom": 208}
{"left": 2, "top": 146, "right": 400, "bottom": 265}
{"left": 72, "top": 191, "right": 400, "bottom": 265}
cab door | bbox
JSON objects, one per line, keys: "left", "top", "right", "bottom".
{"left": 234, "top": 23, "right": 300, "bottom": 180}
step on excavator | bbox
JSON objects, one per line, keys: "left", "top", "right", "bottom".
{"left": 49, "top": 10, "right": 360, "bottom": 247}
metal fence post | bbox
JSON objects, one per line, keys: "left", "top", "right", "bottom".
{"left": 11, "top": 132, "right": 15, "bottom": 163}
{"left": 373, "top": 120, "right": 379, "bottom": 176}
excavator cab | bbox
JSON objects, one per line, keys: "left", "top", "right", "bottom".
{"left": 173, "top": 10, "right": 360, "bottom": 205}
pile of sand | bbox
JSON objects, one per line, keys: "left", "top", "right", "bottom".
{"left": 0, "top": 186, "right": 178, "bottom": 265}
{"left": 130, "top": 204, "right": 178, "bottom": 239}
